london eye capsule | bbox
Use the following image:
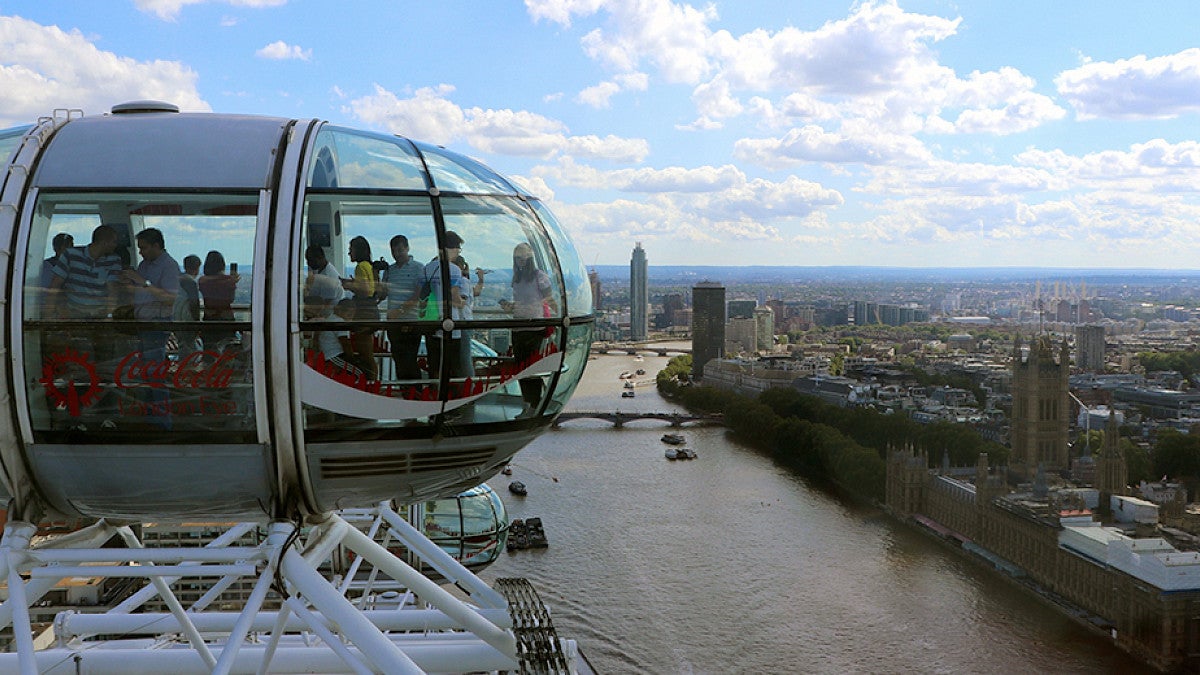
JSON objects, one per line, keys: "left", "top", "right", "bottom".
{"left": 0, "top": 103, "right": 594, "bottom": 524}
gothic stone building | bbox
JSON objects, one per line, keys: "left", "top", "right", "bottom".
{"left": 886, "top": 447, "right": 1200, "bottom": 672}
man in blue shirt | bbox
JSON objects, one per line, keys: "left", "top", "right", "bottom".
{"left": 383, "top": 234, "right": 425, "bottom": 380}
{"left": 121, "top": 228, "right": 180, "bottom": 427}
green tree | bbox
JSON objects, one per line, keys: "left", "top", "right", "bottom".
{"left": 1124, "top": 439, "right": 1153, "bottom": 487}
{"left": 1153, "top": 429, "right": 1200, "bottom": 481}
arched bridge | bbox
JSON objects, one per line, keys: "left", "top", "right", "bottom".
{"left": 553, "top": 411, "right": 724, "bottom": 428}
{"left": 590, "top": 342, "right": 691, "bottom": 357}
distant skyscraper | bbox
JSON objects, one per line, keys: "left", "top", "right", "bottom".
{"left": 630, "top": 242, "right": 648, "bottom": 341}
{"left": 692, "top": 281, "right": 725, "bottom": 380}
{"left": 753, "top": 306, "right": 774, "bottom": 352}
{"left": 588, "top": 269, "right": 602, "bottom": 311}
{"left": 1075, "top": 324, "right": 1106, "bottom": 372}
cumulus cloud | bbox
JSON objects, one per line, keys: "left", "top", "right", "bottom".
{"left": 0, "top": 15, "right": 208, "bottom": 126}
{"left": 863, "top": 159, "right": 1062, "bottom": 197}
{"left": 531, "top": 1, "right": 1066, "bottom": 143}
{"left": 134, "top": 0, "right": 287, "bottom": 22}
{"left": 862, "top": 190, "right": 1200, "bottom": 255}
{"left": 1016, "top": 139, "right": 1200, "bottom": 188}
{"left": 1056, "top": 48, "right": 1200, "bottom": 120}
{"left": 347, "top": 84, "right": 649, "bottom": 162}
{"left": 734, "top": 124, "right": 934, "bottom": 169}
{"left": 256, "top": 41, "right": 311, "bottom": 61}
{"left": 533, "top": 159, "right": 843, "bottom": 237}
{"left": 576, "top": 81, "right": 620, "bottom": 108}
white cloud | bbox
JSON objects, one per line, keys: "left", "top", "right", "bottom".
{"left": 256, "top": 41, "right": 311, "bottom": 61}
{"left": 0, "top": 15, "right": 208, "bottom": 126}
{"left": 687, "top": 77, "right": 742, "bottom": 128}
{"left": 134, "top": 0, "right": 287, "bottom": 22}
{"left": 746, "top": 93, "right": 839, "bottom": 129}
{"left": 576, "top": 70, "right": 649, "bottom": 109}
{"left": 734, "top": 123, "right": 934, "bottom": 169}
{"left": 576, "top": 0, "right": 717, "bottom": 83}
{"left": 533, "top": 159, "right": 843, "bottom": 229}
{"left": 860, "top": 191, "right": 1200, "bottom": 254}
{"left": 1056, "top": 48, "right": 1200, "bottom": 120}
{"left": 1016, "top": 139, "right": 1200, "bottom": 189}
{"left": 347, "top": 84, "right": 649, "bottom": 162}
{"left": 524, "top": 0, "right": 608, "bottom": 27}
{"left": 536, "top": 1, "right": 1066, "bottom": 141}
{"left": 615, "top": 72, "right": 648, "bottom": 91}
{"left": 576, "top": 81, "right": 620, "bottom": 108}
{"left": 863, "top": 159, "right": 1062, "bottom": 197}
{"left": 348, "top": 84, "right": 467, "bottom": 146}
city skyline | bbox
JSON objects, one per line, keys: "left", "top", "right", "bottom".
{"left": 0, "top": 2, "right": 1198, "bottom": 268}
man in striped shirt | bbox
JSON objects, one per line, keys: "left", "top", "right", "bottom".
{"left": 48, "top": 224, "right": 122, "bottom": 319}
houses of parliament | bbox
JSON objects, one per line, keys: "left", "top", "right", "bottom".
{"left": 886, "top": 334, "right": 1200, "bottom": 672}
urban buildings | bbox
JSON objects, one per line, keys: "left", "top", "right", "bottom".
{"left": 726, "top": 317, "right": 757, "bottom": 354}
{"left": 727, "top": 299, "right": 756, "bottom": 320}
{"left": 629, "top": 242, "right": 648, "bottom": 341}
{"left": 692, "top": 281, "right": 725, "bottom": 381}
{"left": 753, "top": 306, "right": 774, "bottom": 352}
{"left": 1075, "top": 324, "right": 1106, "bottom": 372}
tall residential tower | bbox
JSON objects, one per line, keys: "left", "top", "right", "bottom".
{"left": 630, "top": 242, "right": 648, "bottom": 341}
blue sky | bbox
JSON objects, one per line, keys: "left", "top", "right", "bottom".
{"left": 3, "top": 1, "right": 1200, "bottom": 268}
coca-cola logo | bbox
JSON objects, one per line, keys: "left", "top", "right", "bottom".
{"left": 40, "top": 349, "right": 102, "bottom": 417}
{"left": 115, "top": 350, "right": 237, "bottom": 389}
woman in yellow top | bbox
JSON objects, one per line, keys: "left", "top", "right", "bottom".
{"left": 342, "top": 235, "right": 379, "bottom": 379}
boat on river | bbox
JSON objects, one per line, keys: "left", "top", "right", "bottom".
{"left": 507, "top": 517, "right": 548, "bottom": 550}
{"left": 525, "top": 517, "right": 549, "bottom": 548}
{"left": 621, "top": 391, "right": 635, "bottom": 398}
{"left": 508, "top": 481, "right": 527, "bottom": 496}
{"left": 661, "top": 433, "right": 685, "bottom": 445}
{"left": 665, "top": 448, "right": 678, "bottom": 460}
{"left": 676, "top": 448, "right": 697, "bottom": 460}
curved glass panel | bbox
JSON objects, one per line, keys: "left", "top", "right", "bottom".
{"left": 0, "top": 125, "right": 31, "bottom": 167}
{"left": 530, "top": 199, "right": 593, "bottom": 318}
{"left": 307, "top": 126, "right": 429, "bottom": 190}
{"left": 298, "top": 194, "right": 441, "bottom": 433}
{"left": 24, "top": 192, "right": 259, "bottom": 442}
{"left": 413, "top": 142, "right": 519, "bottom": 195}
{"left": 545, "top": 323, "right": 594, "bottom": 416}
{"left": 439, "top": 195, "right": 564, "bottom": 322}
{"left": 422, "top": 484, "right": 506, "bottom": 570}
{"left": 296, "top": 196, "right": 568, "bottom": 433}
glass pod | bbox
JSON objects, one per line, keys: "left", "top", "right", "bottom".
{"left": 0, "top": 104, "right": 593, "bottom": 522}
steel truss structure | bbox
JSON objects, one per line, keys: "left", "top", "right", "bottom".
{"left": 0, "top": 504, "right": 577, "bottom": 674}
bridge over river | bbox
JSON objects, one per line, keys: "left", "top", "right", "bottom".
{"left": 590, "top": 341, "right": 691, "bottom": 357}
{"left": 553, "top": 411, "right": 723, "bottom": 428}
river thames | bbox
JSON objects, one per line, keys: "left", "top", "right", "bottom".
{"left": 481, "top": 352, "right": 1154, "bottom": 674}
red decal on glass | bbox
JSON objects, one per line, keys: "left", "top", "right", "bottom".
{"left": 40, "top": 349, "right": 102, "bottom": 417}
